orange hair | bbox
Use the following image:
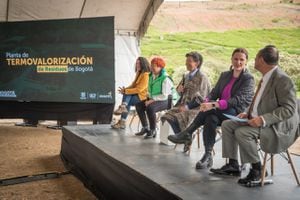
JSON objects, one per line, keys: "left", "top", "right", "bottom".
{"left": 151, "top": 57, "right": 166, "bottom": 68}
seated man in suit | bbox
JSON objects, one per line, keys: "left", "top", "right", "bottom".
{"left": 211, "top": 45, "right": 299, "bottom": 186}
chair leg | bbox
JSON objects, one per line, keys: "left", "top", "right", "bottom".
{"left": 225, "top": 158, "right": 229, "bottom": 164}
{"left": 270, "top": 154, "right": 274, "bottom": 176}
{"left": 261, "top": 152, "right": 268, "bottom": 186}
{"left": 286, "top": 149, "right": 300, "bottom": 186}
{"left": 129, "top": 114, "right": 135, "bottom": 127}
{"left": 174, "top": 144, "right": 177, "bottom": 150}
{"left": 197, "top": 129, "right": 200, "bottom": 149}
{"left": 137, "top": 119, "right": 140, "bottom": 131}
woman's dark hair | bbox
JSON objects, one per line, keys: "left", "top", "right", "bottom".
{"left": 258, "top": 45, "right": 279, "bottom": 65}
{"left": 185, "top": 51, "right": 203, "bottom": 69}
{"left": 136, "top": 57, "right": 150, "bottom": 73}
{"left": 231, "top": 48, "right": 249, "bottom": 59}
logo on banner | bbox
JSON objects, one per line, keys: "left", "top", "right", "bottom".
{"left": 0, "top": 90, "right": 17, "bottom": 98}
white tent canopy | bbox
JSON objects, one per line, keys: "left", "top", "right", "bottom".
{"left": 0, "top": 0, "right": 163, "bottom": 37}
{"left": 0, "top": 0, "right": 163, "bottom": 104}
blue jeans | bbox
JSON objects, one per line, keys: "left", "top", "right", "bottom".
{"left": 121, "top": 94, "right": 141, "bottom": 120}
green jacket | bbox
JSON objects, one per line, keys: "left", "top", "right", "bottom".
{"left": 148, "top": 69, "right": 168, "bottom": 97}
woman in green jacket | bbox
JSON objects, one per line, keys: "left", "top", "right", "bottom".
{"left": 135, "top": 57, "right": 174, "bottom": 139}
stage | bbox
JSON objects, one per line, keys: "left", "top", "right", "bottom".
{"left": 60, "top": 125, "right": 300, "bottom": 200}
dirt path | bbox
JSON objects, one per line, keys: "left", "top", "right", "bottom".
{"left": 0, "top": 120, "right": 96, "bottom": 200}
{"left": 152, "top": 0, "right": 300, "bottom": 33}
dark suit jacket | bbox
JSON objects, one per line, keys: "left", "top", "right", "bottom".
{"left": 189, "top": 69, "right": 255, "bottom": 114}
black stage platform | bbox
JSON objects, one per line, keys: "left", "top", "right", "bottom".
{"left": 61, "top": 125, "right": 300, "bottom": 200}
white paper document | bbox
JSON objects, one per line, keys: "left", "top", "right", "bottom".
{"left": 223, "top": 113, "right": 248, "bottom": 123}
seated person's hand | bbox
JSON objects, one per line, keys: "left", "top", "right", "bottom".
{"left": 118, "top": 86, "right": 125, "bottom": 94}
{"left": 200, "top": 102, "right": 220, "bottom": 112}
{"left": 145, "top": 99, "right": 155, "bottom": 107}
{"left": 237, "top": 113, "right": 248, "bottom": 119}
{"left": 248, "top": 116, "right": 264, "bottom": 128}
{"left": 176, "top": 84, "right": 184, "bottom": 93}
{"left": 178, "top": 104, "right": 187, "bottom": 112}
{"left": 200, "top": 103, "right": 213, "bottom": 112}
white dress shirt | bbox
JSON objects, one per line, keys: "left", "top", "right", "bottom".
{"left": 251, "top": 66, "right": 278, "bottom": 119}
{"left": 186, "top": 68, "right": 199, "bottom": 80}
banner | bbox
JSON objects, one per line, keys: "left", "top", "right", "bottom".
{"left": 0, "top": 17, "right": 115, "bottom": 103}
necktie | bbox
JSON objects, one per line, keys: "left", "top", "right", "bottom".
{"left": 248, "top": 79, "right": 263, "bottom": 119}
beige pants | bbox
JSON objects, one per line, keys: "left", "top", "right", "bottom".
{"left": 222, "top": 120, "right": 273, "bottom": 164}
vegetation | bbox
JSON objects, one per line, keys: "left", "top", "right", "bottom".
{"left": 141, "top": 27, "right": 300, "bottom": 92}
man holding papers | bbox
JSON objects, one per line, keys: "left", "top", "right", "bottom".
{"left": 211, "top": 45, "right": 299, "bottom": 187}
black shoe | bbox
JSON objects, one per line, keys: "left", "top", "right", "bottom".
{"left": 196, "top": 152, "right": 213, "bottom": 169}
{"left": 210, "top": 163, "right": 241, "bottom": 176}
{"left": 144, "top": 130, "right": 156, "bottom": 139}
{"left": 238, "top": 168, "right": 261, "bottom": 186}
{"left": 183, "top": 134, "right": 196, "bottom": 153}
{"left": 168, "top": 131, "right": 192, "bottom": 145}
{"left": 135, "top": 128, "right": 149, "bottom": 136}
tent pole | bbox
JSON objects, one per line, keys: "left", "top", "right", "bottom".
{"left": 6, "top": 0, "right": 10, "bottom": 21}
{"left": 79, "top": 0, "right": 87, "bottom": 18}
{"left": 137, "top": 0, "right": 163, "bottom": 38}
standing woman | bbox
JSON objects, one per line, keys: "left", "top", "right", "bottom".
{"left": 135, "top": 57, "right": 174, "bottom": 139}
{"left": 168, "top": 48, "right": 255, "bottom": 169}
{"left": 112, "top": 57, "right": 150, "bottom": 129}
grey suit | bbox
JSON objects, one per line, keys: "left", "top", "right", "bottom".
{"left": 222, "top": 68, "right": 299, "bottom": 164}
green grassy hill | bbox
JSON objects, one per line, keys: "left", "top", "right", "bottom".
{"left": 141, "top": 0, "right": 300, "bottom": 96}
{"left": 141, "top": 27, "right": 300, "bottom": 93}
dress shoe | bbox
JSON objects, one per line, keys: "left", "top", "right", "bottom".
{"left": 238, "top": 168, "right": 261, "bottom": 186}
{"left": 210, "top": 163, "right": 241, "bottom": 176}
